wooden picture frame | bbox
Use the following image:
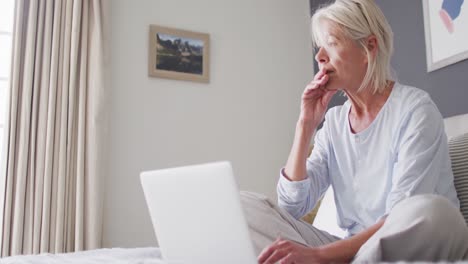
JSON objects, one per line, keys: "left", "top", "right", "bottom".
{"left": 148, "top": 25, "right": 210, "bottom": 83}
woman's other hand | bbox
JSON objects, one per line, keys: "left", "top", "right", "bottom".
{"left": 257, "top": 238, "right": 327, "bottom": 264}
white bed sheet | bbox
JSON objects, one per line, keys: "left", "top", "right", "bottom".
{"left": 1, "top": 247, "right": 165, "bottom": 264}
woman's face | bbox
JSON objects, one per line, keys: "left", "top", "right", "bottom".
{"left": 314, "top": 19, "right": 369, "bottom": 92}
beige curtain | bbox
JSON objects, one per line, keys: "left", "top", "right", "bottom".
{"left": 1, "top": 0, "right": 108, "bottom": 257}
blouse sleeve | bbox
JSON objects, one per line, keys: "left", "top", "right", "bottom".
{"left": 384, "top": 102, "right": 454, "bottom": 215}
{"left": 277, "top": 118, "right": 331, "bottom": 219}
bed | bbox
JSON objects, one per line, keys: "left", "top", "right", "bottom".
{"left": 1, "top": 247, "right": 163, "bottom": 263}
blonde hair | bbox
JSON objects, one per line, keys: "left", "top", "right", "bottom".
{"left": 311, "top": 0, "right": 394, "bottom": 94}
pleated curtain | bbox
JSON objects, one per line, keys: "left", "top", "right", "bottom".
{"left": 1, "top": 0, "right": 108, "bottom": 257}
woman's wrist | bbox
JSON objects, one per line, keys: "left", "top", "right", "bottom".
{"left": 316, "top": 239, "right": 358, "bottom": 263}
{"left": 306, "top": 246, "right": 333, "bottom": 264}
{"left": 296, "top": 118, "right": 317, "bottom": 136}
{"left": 314, "top": 244, "right": 347, "bottom": 264}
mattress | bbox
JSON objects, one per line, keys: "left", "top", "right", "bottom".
{"left": 1, "top": 247, "right": 165, "bottom": 264}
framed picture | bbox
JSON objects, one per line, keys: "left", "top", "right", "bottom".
{"left": 422, "top": 0, "right": 468, "bottom": 72}
{"left": 148, "top": 25, "right": 210, "bottom": 83}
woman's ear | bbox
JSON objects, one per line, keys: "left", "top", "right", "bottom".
{"left": 367, "top": 35, "right": 378, "bottom": 57}
{"left": 363, "top": 35, "right": 377, "bottom": 64}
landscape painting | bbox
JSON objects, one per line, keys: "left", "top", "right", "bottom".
{"left": 149, "top": 25, "right": 210, "bottom": 83}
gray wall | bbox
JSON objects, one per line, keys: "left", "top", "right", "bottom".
{"left": 310, "top": 0, "right": 468, "bottom": 118}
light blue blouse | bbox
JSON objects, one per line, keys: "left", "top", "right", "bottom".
{"left": 277, "top": 83, "right": 460, "bottom": 236}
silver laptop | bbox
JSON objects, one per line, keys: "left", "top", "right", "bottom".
{"left": 140, "top": 161, "right": 257, "bottom": 264}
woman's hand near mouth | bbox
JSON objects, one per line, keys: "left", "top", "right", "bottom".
{"left": 300, "top": 68, "right": 337, "bottom": 127}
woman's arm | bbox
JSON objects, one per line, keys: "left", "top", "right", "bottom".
{"left": 277, "top": 70, "right": 336, "bottom": 219}
{"left": 319, "top": 218, "right": 385, "bottom": 263}
{"left": 258, "top": 219, "right": 385, "bottom": 264}
{"left": 284, "top": 69, "right": 336, "bottom": 182}
{"left": 283, "top": 119, "right": 316, "bottom": 182}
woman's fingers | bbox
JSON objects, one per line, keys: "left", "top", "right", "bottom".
{"left": 305, "top": 74, "right": 329, "bottom": 94}
{"left": 313, "top": 68, "right": 326, "bottom": 81}
{"left": 303, "top": 85, "right": 327, "bottom": 100}
{"left": 259, "top": 240, "right": 290, "bottom": 264}
{"left": 258, "top": 246, "right": 273, "bottom": 263}
{"left": 258, "top": 238, "right": 281, "bottom": 263}
{"left": 316, "top": 73, "right": 329, "bottom": 88}
{"left": 322, "top": 89, "right": 337, "bottom": 106}
{"left": 264, "top": 249, "right": 289, "bottom": 264}
{"left": 279, "top": 253, "right": 294, "bottom": 264}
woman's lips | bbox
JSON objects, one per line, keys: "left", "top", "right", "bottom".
{"left": 321, "top": 68, "right": 334, "bottom": 75}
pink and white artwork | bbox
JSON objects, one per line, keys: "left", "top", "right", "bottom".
{"left": 423, "top": 0, "right": 468, "bottom": 71}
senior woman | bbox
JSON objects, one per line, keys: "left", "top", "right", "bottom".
{"left": 256, "top": 0, "right": 468, "bottom": 263}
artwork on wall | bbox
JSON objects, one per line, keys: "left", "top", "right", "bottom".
{"left": 148, "top": 25, "right": 210, "bottom": 83}
{"left": 422, "top": 0, "right": 468, "bottom": 72}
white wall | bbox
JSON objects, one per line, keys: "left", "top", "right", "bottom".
{"left": 104, "top": 0, "right": 313, "bottom": 247}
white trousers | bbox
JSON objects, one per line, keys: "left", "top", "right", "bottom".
{"left": 240, "top": 192, "right": 468, "bottom": 262}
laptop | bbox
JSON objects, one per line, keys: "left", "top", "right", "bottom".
{"left": 140, "top": 161, "right": 257, "bottom": 264}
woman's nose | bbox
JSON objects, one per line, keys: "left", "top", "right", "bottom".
{"left": 315, "top": 47, "right": 329, "bottom": 64}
